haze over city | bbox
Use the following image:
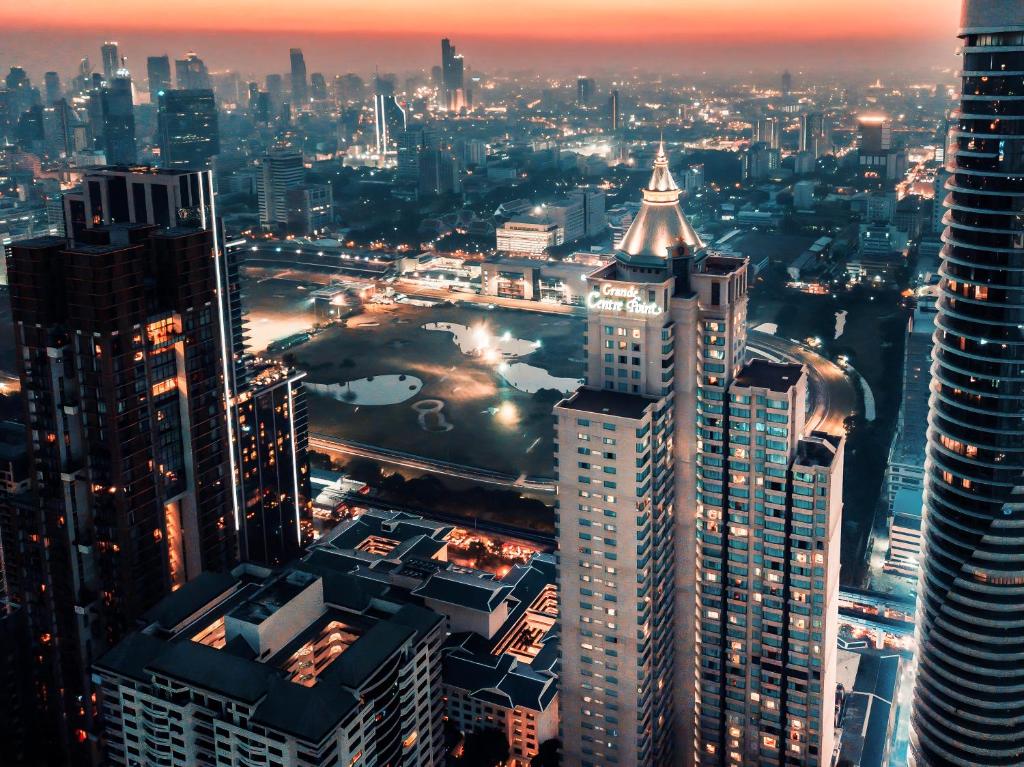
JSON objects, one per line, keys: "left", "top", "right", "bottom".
{"left": 2, "top": 0, "right": 962, "bottom": 75}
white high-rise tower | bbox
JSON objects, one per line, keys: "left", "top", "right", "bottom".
{"left": 555, "top": 144, "right": 842, "bottom": 767}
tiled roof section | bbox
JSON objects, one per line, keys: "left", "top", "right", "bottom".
{"left": 413, "top": 569, "right": 510, "bottom": 612}
{"left": 140, "top": 571, "right": 239, "bottom": 631}
{"left": 440, "top": 554, "right": 559, "bottom": 712}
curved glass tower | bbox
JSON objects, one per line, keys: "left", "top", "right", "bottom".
{"left": 911, "top": 2, "right": 1024, "bottom": 765}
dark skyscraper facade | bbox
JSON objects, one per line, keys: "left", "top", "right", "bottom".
{"left": 146, "top": 55, "right": 172, "bottom": 96}
{"left": 440, "top": 38, "right": 465, "bottom": 111}
{"left": 174, "top": 52, "right": 210, "bottom": 90}
{"left": 7, "top": 168, "right": 237, "bottom": 762}
{"left": 289, "top": 47, "right": 308, "bottom": 106}
{"left": 576, "top": 75, "right": 595, "bottom": 106}
{"left": 911, "top": 2, "right": 1024, "bottom": 765}
{"left": 100, "top": 73, "right": 136, "bottom": 164}
{"left": 43, "top": 71, "right": 60, "bottom": 104}
{"left": 374, "top": 76, "right": 406, "bottom": 154}
{"left": 157, "top": 89, "right": 220, "bottom": 169}
{"left": 100, "top": 41, "right": 118, "bottom": 82}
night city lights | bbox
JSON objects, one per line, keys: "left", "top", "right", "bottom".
{"left": 1, "top": 1, "right": 1023, "bottom": 767}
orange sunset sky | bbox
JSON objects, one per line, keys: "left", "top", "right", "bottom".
{"left": 0, "top": 0, "right": 963, "bottom": 76}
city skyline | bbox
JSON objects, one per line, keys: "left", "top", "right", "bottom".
{"left": 0, "top": 1, "right": 961, "bottom": 77}
{"left": 0, "top": 1, "right": 1016, "bottom": 766}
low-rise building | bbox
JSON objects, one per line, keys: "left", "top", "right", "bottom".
{"left": 434, "top": 556, "right": 560, "bottom": 766}
{"left": 480, "top": 255, "right": 596, "bottom": 304}
{"left": 496, "top": 217, "right": 563, "bottom": 257}
{"left": 834, "top": 649, "right": 903, "bottom": 767}
{"left": 311, "top": 510, "right": 562, "bottom": 766}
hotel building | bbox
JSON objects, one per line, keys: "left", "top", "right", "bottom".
{"left": 554, "top": 145, "right": 842, "bottom": 767}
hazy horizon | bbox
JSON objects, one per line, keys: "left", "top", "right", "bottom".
{"left": 0, "top": 0, "right": 961, "bottom": 83}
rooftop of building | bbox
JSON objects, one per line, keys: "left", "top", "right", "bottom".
{"left": 502, "top": 216, "right": 559, "bottom": 231}
{"left": 961, "top": 0, "right": 1024, "bottom": 34}
{"left": 556, "top": 386, "right": 659, "bottom": 420}
{"left": 86, "top": 164, "right": 199, "bottom": 178}
{"left": 617, "top": 143, "right": 703, "bottom": 262}
{"left": 312, "top": 509, "right": 560, "bottom": 713}
{"left": 315, "top": 508, "right": 453, "bottom": 563}
{"left": 795, "top": 431, "right": 843, "bottom": 468}
{"left": 698, "top": 254, "right": 748, "bottom": 276}
{"left": 733, "top": 359, "right": 804, "bottom": 393}
{"left": 835, "top": 648, "right": 903, "bottom": 767}
{"left": 95, "top": 559, "right": 443, "bottom": 743}
{"left": 441, "top": 554, "right": 558, "bottom": 712}
{"left": 892, "top": 487, "right": 924, "bottom": 520}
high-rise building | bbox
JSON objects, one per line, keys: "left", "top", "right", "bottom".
{"left": 41, "top": 99, "right": 76, "bottom": 159}
{"left": 695, "top": 359, "right": 842, "bottom": 767}
{"left": 569, "top": 187, "right": 608, "bottom": 238}
{"left": 156, "top": 89, "right": 220, "bottom": 169}
{"left": 310, "top": 72, "right": 328, "bottom": 102}
{"left": 885, "top": 301, "right": 936, "bottom": 509}
{"left": 911, "top": 2, "right": 1024, "bottom": 764}
{"left": 577, "top": 76, "right": 596, "bottom": 107}
{"left": 554, "top": 145, "right": 843, "bottom": 767}
{"left": 175, "top": 52, "right": 210, "bottom": 90}
{"left": 146, "top": 55, "right": 172, "bottom": 97}
{"left": 373, "top": 77, "right": 406, "bottom": 154}
{"left": 43, "top": 71, "right": 60, "bottom": 104}
{"left": 0, "top": 422, "right": 49, "bottom": 766}
{"left": 285, "top": 184, "right": 334, "bottom": 236}
{"left": 101, "top": 41, "right": 119, "bottom": 82}
{"left": 0, "top": 601, "right": 38, "bottom": 766}
{"left": 440, "top": 38, "right": 466, "bottom": 111}
{"left": 395, "top": 124, "right": 439, "bottom": 198}
{"left": 335, "top": 73, "right": 365, "bottom": 104}
{"left": 256, "top": 150, "right": 305, "bottom": 228}
{"left": 685, "top": 164, "right": 706, "bottom": 198}
{"left": 755, "top": 114, "right": 781, "bottom": 149}
{"left": 856, "top": 116, "right": 905, "bottom": 182}
{"left": 289, "top": 47, "right": 308, "bottom": 106}
{"left": 745, "top": 142, "right": 781, "bottom": 180}
{"left": 781, "top": 70, "right": 793, "bottom": 96}
{"left": 857, "top": 115, "right": 892, "bottom": 153}
{"left": 7, "top": 168, "right": 237, "bottom": 761}
{"left": 101, "top": 71, "right": 137, "bottom": 164}
{"left": 233, "top": 362, "right": 310, "bottom": 565}
{"left": 608, "top": 89, "right": 620, "bottom": 132}
{"left": 554, "top": 145, "right": 710, "bottom": 767}
{"left": 799, "top": 112, "right": 828, "bottom": 158}
{"left": 265, "top": 72, "right": 284, "bottom": 113}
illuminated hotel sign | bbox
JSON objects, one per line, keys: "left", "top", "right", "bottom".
{"left": 586, "top": 284, "right": 663, "bottom": 316}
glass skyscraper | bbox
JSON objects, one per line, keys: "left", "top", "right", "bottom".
{"left": 912, "top": 2, "right": 1024, "bottom": 765}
